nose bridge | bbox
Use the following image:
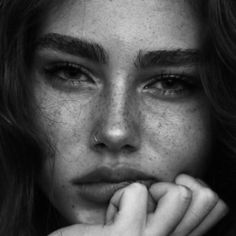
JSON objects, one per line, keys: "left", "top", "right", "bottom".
{"left": 91, "top": 75, "right": 140, "bottom": 153}
{"left": 106, "top": 78, "right": 130, "bottom": 129}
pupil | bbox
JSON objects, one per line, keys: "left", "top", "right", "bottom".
{"left": 66, "top": 68, "right": 79, "bottom": 77}
{"left": 165, "top": 79, "right": 175, "bottom": 87}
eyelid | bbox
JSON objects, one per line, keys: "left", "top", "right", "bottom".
{"left": 144, "top": 73, "right": 197, "bottom": 88}
{"left": 141, "top": 72, "right": 202, "bottom": 99}
{"left": 43, "top": 61, "right": 98, "bottom": 86}
{"left": 44, "top": 61, "right": 92, "bottom": 75}
{"left": 41, "top": 61, "right": 99, "bottom": 92}
{"left": 153, "top": 73, "right": 196, "bottom": 82}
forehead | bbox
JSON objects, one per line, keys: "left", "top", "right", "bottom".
{"left": 42, "top": 0, "right": 202, "bottom": 52}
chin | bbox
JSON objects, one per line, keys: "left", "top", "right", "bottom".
{"left": 64, "top": 204, "right": 107, "bottom": 225}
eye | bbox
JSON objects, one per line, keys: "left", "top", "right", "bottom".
{"left": 144, "top": 74, "right": 199, "bottom": 98}
{"left": 43, "top": 62, "right": 95, "bottom": 88}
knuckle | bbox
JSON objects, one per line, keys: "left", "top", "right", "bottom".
{"left": 200, "top": 187, "right": 218, "bottom": 204}
{"left": 175, "top": 185, "right": 192, "bottom": 202}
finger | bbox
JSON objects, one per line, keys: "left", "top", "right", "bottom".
{"left": 147, "top": 191, "right": 156, "bottom": 214}
{"left": 106, "top": 184, "right": 155, "bottom": 224}
{"left": 48, "top": 224, "right": 105, "bottom": 236}
{"left": 49, "top": 184, "right": 149, "bottom": 236}
{"left": 106, "top": 197, "right": 119, "bottom": 224}
{"left": 189, "top": 200, "right": 229, "bottom": 236}
{"left": 107, "top": 183, "right": 148, "bottom": 230}
{"left": 146, "top": 182, "right": 192, "bottom": 236}
{"left": 173, "top": 174, "right": 219, "bottom": 235}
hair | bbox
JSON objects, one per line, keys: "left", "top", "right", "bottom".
{"left": 0, "top": 1, "right": 61, "bottom": 235}
{"left": 197, "top": 1, "right": 236, "bottom": 235}
{"left": 0, "top": 0, "right": 236, "bottom": 235}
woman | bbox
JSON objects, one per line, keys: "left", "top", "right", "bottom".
{"left": 0, "top": 0, "right": 235, "bottom": 235}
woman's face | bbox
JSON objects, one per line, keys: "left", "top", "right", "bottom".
{"left": 33, "top": 0, "right": 211, "bottom": 225}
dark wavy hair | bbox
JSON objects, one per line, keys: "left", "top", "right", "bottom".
{"left": 202, "top": 0, "right": 236, "bottom": 221}
{"left": 0, "top": 1, "right": 61, "bottom": 235}
{"left": 198, "top": 1, "right": 236, "bottom": 235}
{"left": 0, "top": 0, "right": 236, "bottom": 235}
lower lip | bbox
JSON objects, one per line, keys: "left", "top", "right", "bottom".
{"left": 77, "top": 180, "right": 154, "bottom": 204}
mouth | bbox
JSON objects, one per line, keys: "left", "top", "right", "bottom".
{"left": 71, "top": 166, "right": 157, "bottom": 204}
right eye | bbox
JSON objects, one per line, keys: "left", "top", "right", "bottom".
{"left": 43, "top": 62, "right": 95, "bottom": 88}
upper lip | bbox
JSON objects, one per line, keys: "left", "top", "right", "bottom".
{"left": 71, "top": 166, "right": 157, "bottom": 184}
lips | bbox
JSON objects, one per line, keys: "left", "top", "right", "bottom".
{"left": 71, "top": 166, "right": 157, "bottom": 204}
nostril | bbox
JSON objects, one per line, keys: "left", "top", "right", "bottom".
{"left": 123, "top": 144, "right": 136, "bottom": 153}
{"left": 94, "top": 142, "right": 107, "bottom": 150}
{"left": 90, "top": 124, "right": 140, "bottom": 153}
{"left": 93, "top": 142, "right": 136, "bottom": 153}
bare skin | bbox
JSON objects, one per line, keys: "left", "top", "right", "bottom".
{"left": 49, "top": 175, "right": 228, "bottom": 236}
{"left": 32, "top": 0, "right": 228, "bottom": 235}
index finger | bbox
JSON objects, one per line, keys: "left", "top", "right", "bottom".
{"left": 107, "top": 183, "right": 148, "bottom": 230}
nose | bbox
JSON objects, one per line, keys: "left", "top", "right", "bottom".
{"left": 90, "top": 84, "right": 141, "bottom": 154}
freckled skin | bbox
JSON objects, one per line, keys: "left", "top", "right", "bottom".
{"left": 33, "top": 0, "right": 212, "bottom": 225}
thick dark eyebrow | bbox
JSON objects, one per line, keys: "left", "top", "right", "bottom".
{"left": 35, "top": 33, "right": 108, "bottom": 64}
{"left": 135, "top": 49, "right": 200, "bottom": 69}
{"left": 36, "top": 33, "right": 199, "bottom": 68}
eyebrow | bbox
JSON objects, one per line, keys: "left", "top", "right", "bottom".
{"left": 36, "top": 33, "right": 109, "bottom": 64}
{"left": 36, "top": 33, "right": 199, "bottom": 68}
{"left": 135, "top": 49, "right": 200, "bottom": 69}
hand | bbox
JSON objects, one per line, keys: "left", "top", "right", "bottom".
{"left": 148, "top": 174, "right": 229, "bottom": 236}
{"left": 48, "top": 183, "right": 149, "bottom": 236}
{"left": 48, "top": 174, "right": 228, "bottom": 236}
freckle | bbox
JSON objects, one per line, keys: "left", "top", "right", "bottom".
{"left": 71, "top": 205, "right": 75, "bottom": 209}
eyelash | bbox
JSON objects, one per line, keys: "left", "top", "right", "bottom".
{"left": 43, "top": 62, "right": 94, "bottom": 87}
{"left": 144, "top": 73, "right": 199, "bottom": 98}
{"left": 43, "top": 62, "right": 199, "bottom": 98}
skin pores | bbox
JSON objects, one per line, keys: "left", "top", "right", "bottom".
{"left": 33, "top": 0, "right": 211, "bottom": 225}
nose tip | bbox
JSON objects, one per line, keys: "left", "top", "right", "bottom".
{"left": 90, "top": 79, "right": 140, "bottom": 154}
{"left": 91, "top": 121, "right": 140, "bottom": 153}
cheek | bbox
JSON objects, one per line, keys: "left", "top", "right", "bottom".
{"left": 35, "top": 82, "right": 90, "bottom": 148}
{"left": 143, "top": 101, "right": 212, "bottom": 179}
{"left": 34, "top": 83, "right": 95, "bottom": 176}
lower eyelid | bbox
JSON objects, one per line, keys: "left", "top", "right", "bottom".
{"left": 148, "top": 89, "right": 192, "bottom": 99}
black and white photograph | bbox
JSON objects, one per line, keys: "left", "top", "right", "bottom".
{"left": 0, "top": 1, "right": 235, "bottom": 235}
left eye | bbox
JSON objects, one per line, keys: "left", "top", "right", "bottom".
{"left": 151, "top": 78, "right": 184, "bottom": 90}
{"left": 144, "top": 74, "right": 196, "bottom": 97}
